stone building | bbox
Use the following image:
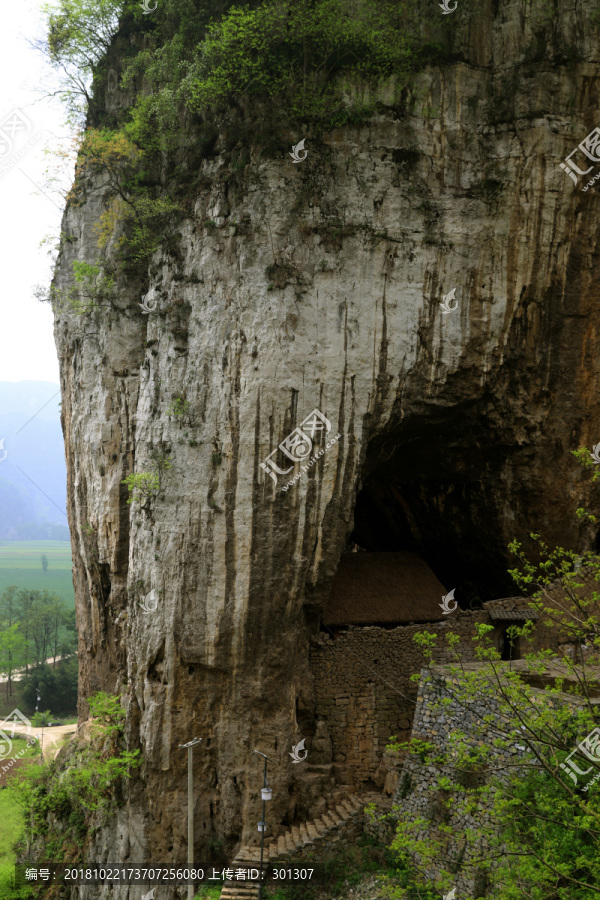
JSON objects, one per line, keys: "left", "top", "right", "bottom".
{"left": 387, "top": 661, "right": 600, "bottom": 897}
{"left": 308, "top": 552, "right": 543, "bottom": 798}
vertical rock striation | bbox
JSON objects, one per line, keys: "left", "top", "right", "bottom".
{"left": 51, "top": 0, "right": 600, "bottom": 893}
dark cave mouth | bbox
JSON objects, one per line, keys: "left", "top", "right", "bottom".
{"left": 341, "top": 411, "right": 521, "bottom": 611}
{"left": 346, "top": 479, "right": 515, "bottom": 608}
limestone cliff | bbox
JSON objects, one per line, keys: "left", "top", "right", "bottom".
{"left": 50, "top": 0, "right": 600, "bottom": 894}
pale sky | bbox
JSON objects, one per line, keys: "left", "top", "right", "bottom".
{"left": 0, "top": 0, "right": 72, "bottom": 383}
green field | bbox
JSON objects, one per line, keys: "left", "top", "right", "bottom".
{"left": 0, "top": 542, "right": 74, "bottom": 608}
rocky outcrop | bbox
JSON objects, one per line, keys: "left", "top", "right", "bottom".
{"left": 51, "top": 0, "right": 600, "bottom": 894}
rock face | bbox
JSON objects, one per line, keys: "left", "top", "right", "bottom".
{"left": 51, "top": 0, "right": 600, "bottom": 894}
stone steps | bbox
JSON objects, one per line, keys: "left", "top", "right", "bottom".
{"left": 218, "top": 792, "right": 384, "bottom": 899}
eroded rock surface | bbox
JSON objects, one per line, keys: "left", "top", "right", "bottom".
{"left": 51, "top": 0, "right": 600, "bottom": 893}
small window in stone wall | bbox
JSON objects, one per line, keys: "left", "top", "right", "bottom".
{"left": 426, "top": 789, "right": 452, "bottom": 825}
{"left": 455, "top": 762, "right": 489, "bottom": 790}
{"left": 398, "top": 770, "right": 412, "bottom": 798}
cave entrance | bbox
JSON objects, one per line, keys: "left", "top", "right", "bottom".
{"left": 322, "top": 550, "right": 448, "bottom": 629}
{"left": 343, "top": 402, "right": 519, "bottom": 609}
{"left": 309, "top": 403, "right": 528, "bottom": 792}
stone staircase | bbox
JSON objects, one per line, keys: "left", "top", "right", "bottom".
{"left": 219, "top": 792, "right": 385, "bottom": 899}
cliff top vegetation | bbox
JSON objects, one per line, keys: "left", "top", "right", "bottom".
{"left": 41, "top": 0, "right": 442, "bottom": 135}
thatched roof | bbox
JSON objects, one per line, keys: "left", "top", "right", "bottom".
{"left": 322, "top": 552, "right": 449, "bottom": 627}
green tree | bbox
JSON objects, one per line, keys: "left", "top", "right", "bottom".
{"left": 21, "top": 657, "right": 79, "bottom": 715}
{"left": 0, "top": 585, "right": 20, "bottom": 628}
{"left": 31, "top": 710, "right": 54, "bottom": 728}
{"left": 15, "top": 590, "right": 36, "bottom": 676}
{"left": 0, "top": 587, "right": 24, "bottom": 698}
{"left": 0, "top": 624, "right": 27, "bottom": 700}
{"left": 29, "top": 592, "right": 55, "bottom": 668}
{"left": 36, "top": 0, "right": 131, "bottom": 122}
{"left": 60, "top": 608, "right": 78, "bottom": 659}
{"left": 391, "top": 453, "right": 600, "bottom": 898}
{"left": 41, "top": 553, "right": 48, "bottom": 575}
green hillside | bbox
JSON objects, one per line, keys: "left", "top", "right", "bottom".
{"left": 0, "top": 542, "right": 74, "bottom": 608}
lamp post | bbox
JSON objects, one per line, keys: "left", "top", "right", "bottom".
{"left": 253, "top": 750, "right": 275, "bottom": 900}
{"left": 35, "top": 693, "right": 43, "bottom": 760}
{"left": 179, "top": 737, "right": 202, "bottom": 900}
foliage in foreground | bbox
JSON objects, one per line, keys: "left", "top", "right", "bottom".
{"left": 0, "top": 783, "right": 34, "bottom": 900}
{"left": 11, "top": 692, "right": 140, "bottom": 875}
{"left": 390, "top": 452, "right": 600, "bottom": 899}
{"left": 261, "top": 833, "right": 399, "bottom": 899}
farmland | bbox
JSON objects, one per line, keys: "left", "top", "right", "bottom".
{"left": 0, "top": 541, "right": 74, "bottom": 608}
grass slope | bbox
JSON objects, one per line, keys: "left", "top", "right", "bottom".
{"left": 0, "top": 542, "right": 74, "bottom": 608}
{"left": 0, "top": 737, "right": 38, "bottom": 900}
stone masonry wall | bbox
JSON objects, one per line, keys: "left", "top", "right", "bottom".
{"left": 310, "top": 607, "right": 564, "bottom": 792}
{"left": 310, "top": 612, "right": 491, "bottom": 789}
{"left": 390, "top": 667, "right": 574, "bottom": 898}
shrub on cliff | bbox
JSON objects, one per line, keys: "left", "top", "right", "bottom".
{"left": 39, "top": 0, "right": 442, "bottom": 273}
{"left": 12, "top": 691, "right": 140, "bottom": 870}
{"left": 174, "top": 0, "right": 418, "bottom": 125}
{"left": 42, "top": 0, "right": 437, "bottom": 135}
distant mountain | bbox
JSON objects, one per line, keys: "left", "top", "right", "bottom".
{"left": 0, "top": 381, "right": 69, "bottom": 540}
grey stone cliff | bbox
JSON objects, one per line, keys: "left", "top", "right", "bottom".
{"left": 49, "top": 0, "right": 600, "bottom": 894}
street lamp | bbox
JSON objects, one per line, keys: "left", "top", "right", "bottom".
{"left": 253, "top": 750, "right": 276, "bottom": 900}
{"left": 36, "top": 693, "right": 43, "bottom": 760}
{"left": 179, "top": 738, "right": 202, "bottom": 900}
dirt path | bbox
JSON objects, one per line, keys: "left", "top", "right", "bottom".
{"left": 2, "top": 722, "right": 77, "bottom": 759}
{"left": 0, "top": 654, "right": 75, "bottom": 685}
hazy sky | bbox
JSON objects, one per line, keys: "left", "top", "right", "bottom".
{"left": 0, "top": 0, "right": 71, "bottom": 384}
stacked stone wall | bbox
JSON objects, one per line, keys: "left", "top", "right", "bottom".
{"left": 389, "top": 668, "right": 573, "bottom": 897}
{"left": 309, "top": 612, "right": 491, "bottom": 789}
{"left": 309, "top": 607, "right": 561, "bottom": 790}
